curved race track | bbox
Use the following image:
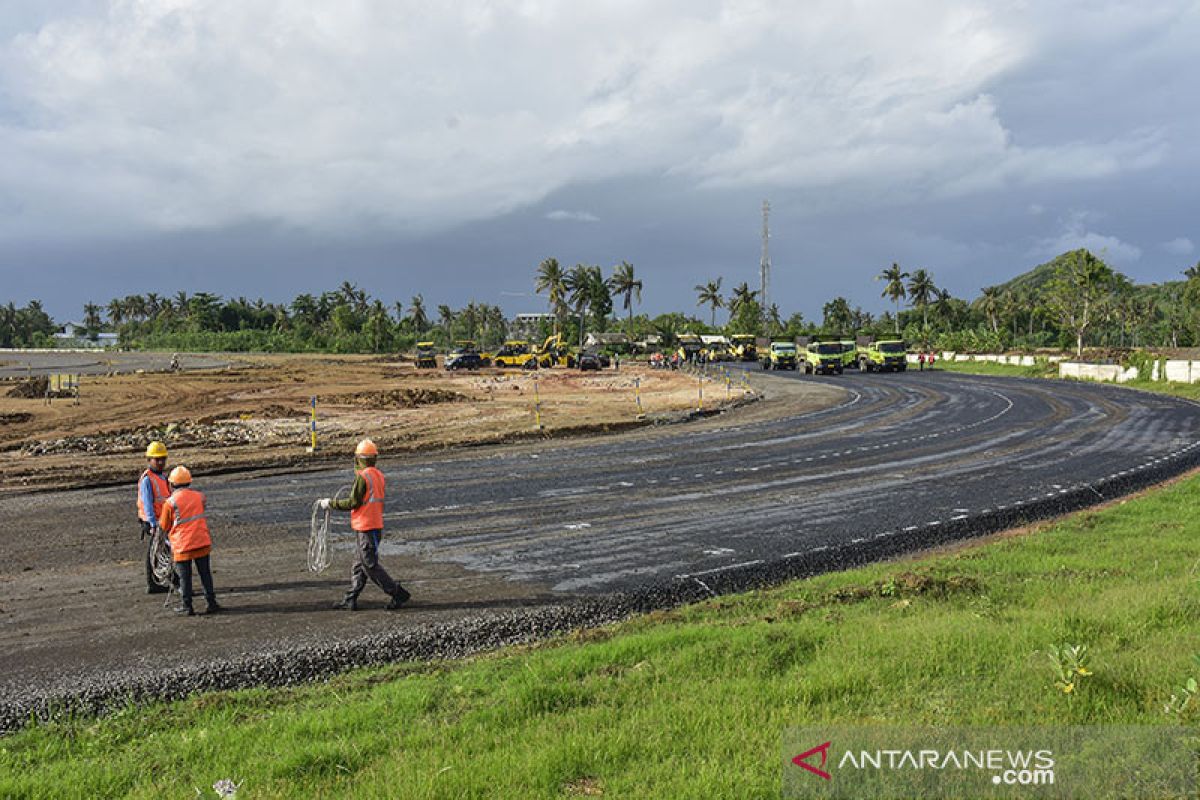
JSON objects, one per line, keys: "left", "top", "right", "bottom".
{"left": 1, "top": 369, "right": 1198, "bottom": 729}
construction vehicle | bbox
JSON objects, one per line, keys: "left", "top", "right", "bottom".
{"left": 838, "top": 339, "right": 858, "bottom": 369}
{"left": 730, "top": 334, "right": 758, "bottom": 362}
{"left": 760, "top": 340, "right": 798, "bottom": 370}
{"left": 858, "top": 338, "right": 908, "bottom": 372}
{"left": 535, "top": 333, "right": 577, "bottom": 368}
{"left": 414, "top": 342, "right": 438, "bottom": 369}
{"left": 803, "top": 339, "right": 844, "bottom": 375}
{"left": 677, "top": 333, "right": 704, "bottom": 363}
{"left": 700, "top": 335, "right": 733, "bottom": 362}
{"left": 491, "top": 340, "right": 538, "bottom": 369}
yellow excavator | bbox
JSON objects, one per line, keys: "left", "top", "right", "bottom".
{"left": 535, "top": 333, "right": 577, "bottom": 368}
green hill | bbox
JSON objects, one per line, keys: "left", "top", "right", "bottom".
{"left": 987, "top": 250, "right": 1187, "bottom": 305}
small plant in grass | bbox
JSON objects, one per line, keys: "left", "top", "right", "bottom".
{"left": 1046, "top": 644, "right": 1092, "bottom": 696}
{"left": 1163, "top": 656, "right": 1200, "bottom": 717}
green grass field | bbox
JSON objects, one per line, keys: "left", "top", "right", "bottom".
{"left": 4, "top": 464, "right": 1200, "bottom": 798}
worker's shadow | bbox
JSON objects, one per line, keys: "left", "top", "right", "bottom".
{"left": 219, "top": 579, "right": 343, "bottom": 593}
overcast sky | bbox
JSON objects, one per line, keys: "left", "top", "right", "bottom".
{"left": 1, "top": 1, "right": 1197, "bottom": 323}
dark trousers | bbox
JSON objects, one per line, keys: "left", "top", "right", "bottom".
{"left": 175, "top": 555, "right": 216, "bottom": 608}
{"left": 347, "top": 529, "right": 400, "bottom": 599}
{"left": 143, "top": 521, "right": 158, "bottom": 589}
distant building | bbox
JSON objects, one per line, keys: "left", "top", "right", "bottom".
{"left": 53, "top": 322, "right": 116, "bottom": 348}
{"left": 511, "top": 312, "right": 553, "bottom": 338}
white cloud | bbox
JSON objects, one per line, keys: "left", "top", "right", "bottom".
{"left": 0, "top": 1, "right": 1186, "bottom": 241}
{"left": 1034, "top": 211, "right": 1141, "bottom": 265}
{"left": 1161, "top": 237, "right": 1195, "bottom": 256}
{"left": 545, "top": 209, "right": 599, "bottom": 223}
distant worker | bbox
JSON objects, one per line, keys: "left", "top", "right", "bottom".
{"left": 927, "top": 352, "right": 936, "bottom": 370}
{"left": 319, "top": 439, "right": 410, "bottom": 611}
{"left": 158, "top": 466, "right": 222, "bottom": 616}
{"left": 138, "top": 441, "right": 173, "bottom": 594}
{"left": 918, "top": 352, "right": 926, "bottom": 371}
{"left": 613, "top": 352, "right": 620, "bottom": 371}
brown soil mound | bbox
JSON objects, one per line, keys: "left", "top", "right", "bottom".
{"left": 6, "top": 377, "right": 48, "bottom": 399}
{"left": 324, "top": 388, "right": 465, "bottom": 409}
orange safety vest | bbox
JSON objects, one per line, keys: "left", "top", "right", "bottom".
{"left": 351, "top": 466, "right": 385, "bottom": 532}
{"left": 165, "top": 488, "right": 212, "bottom": 560}
{"left": 137, "top": 469, "right": 171, "bottom": 523}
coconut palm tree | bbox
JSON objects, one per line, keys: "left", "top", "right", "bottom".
{"left": 729, "top": 282, "right": 758, "bottom": 315}
{"left": 695, "top": 279, "right": 724, "bottom": 327}
{"left": 906, "top": 269, "right": 937, "bottom": 329}
{"left": 877, "top": 263, "right": 909, "bottom": 334}
{"left": 978, "top": 286, "right": 1002, "bottom": 334}
{"left": 535, "top": 257, "right": 567, "bottom": 335}
{"left": 564, "top": 264, "right": 594, "bottom": 346}
{"left": 608, "top": 261, "right": 642, "bottom": 338}
{"left": 408, "top": 294, "right": 428, "bottom": 335}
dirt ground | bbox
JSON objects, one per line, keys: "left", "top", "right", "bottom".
{"left": 0, "top": 355, "right": 748, "bottom": 493}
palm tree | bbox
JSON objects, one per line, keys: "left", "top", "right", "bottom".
{"left": 877, "top": 263, "right": 908, "bottom": 334}
{"left": 82, "top": 303, "right": 103, "bottom": 333}
{"left": 978, "top": 286, "right": 1002, "bottom": 334}
{"left": 408, "top": 294, "right": 428, "bottom": 335}
{"left": 106, "top": 299, "right": 126, "bottom": 327}
{"left": 535, "top": 258, "right": 567, "bottom": 335}
{"left": 608, "top": 261, "right": 642, "bottom": 338}
{"left": 906, "top": 269, "right": 937, "bottom": 329}
{"left": 564, "top": 264, "right": 594, "bottom": 346}
{"left": 437, "top": 304, "right": 455, "bottom": 337}
{"left": 729, "top": 282, "right": 758, "bottom": 315}
{"left": 695, "top": 279, "right": 724, "bottom": 327}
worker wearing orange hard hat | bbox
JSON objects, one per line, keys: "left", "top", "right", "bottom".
{"left": 138, "top": 441, "right": 173, "bottom": 594}
{"left": 319, "top": 438, "right": 410, "bottom": 611}
{"left": 158, "top": 465, "right": 222, "bottom": 616}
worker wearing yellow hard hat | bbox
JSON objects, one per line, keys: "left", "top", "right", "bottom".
{"left": 158, "top": 465, "right": 222, "bottom": 616}
{"left": 137, "top": 441, "right": 173, "bottom": 594}
{"left": 319, "top": 438, "right": 410, "bottom": 611}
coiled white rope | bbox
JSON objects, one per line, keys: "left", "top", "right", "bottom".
{"left": 308, "top": 484, "right": 351, "bottom": 573}
{"left": 150, "top": 527, "right": 174, "bottom": 586}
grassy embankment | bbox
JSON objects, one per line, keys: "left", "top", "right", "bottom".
{"left": 2, "top": 380, "right": 1199, "bottom": 799}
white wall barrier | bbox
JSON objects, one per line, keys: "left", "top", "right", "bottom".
{"left": 1164, "top": 360, "right": 1200, "bottom": 384}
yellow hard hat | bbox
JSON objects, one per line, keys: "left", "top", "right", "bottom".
{"left": 146, "top": 441, "right": 168, "bottom": 459}
{"left": 168, "top": 465, "right": 192, "bottom": 486}
{"left": 355, "top": 438, "right": 379, "bottom": 457}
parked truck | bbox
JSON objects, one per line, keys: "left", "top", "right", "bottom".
{"left": 760, "top": 340, "right": 799, "bottom": 370}
{"left": 858, "top": 338, "right": 908, "bottom": 372}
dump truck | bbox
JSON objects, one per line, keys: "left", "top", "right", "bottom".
{"left": 730, "top": 334, "right": 758, "bottom": 362}
{"left": 858, "top": 338, "right": 908, "bottom": 372}
{"left": 760, "top": 340, "right": 798, "bottom": 370}
{"left": 803, "top": 339, "right": 844, "bottom": 375}
{"left": 415, "top": 341, "right": 438, "bottom": 369}
{"left": 838, "top": 339, "right": 858, "bottom": 369}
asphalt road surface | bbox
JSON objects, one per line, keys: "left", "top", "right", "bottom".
{"left": 2, "top": 369, "right": 1198, "bottom": 727}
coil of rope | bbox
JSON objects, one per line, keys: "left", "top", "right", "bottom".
{"left": 150, "top": 527, "right": 174, "bottom": 587}
{"left": 308, "top": 484, "right": 351, "bottom": 573}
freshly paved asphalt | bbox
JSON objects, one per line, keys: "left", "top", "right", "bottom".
{"left": 225, "top": 368, "right": 1200, "bottom": 592}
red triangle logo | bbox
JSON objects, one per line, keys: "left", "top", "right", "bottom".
{"left": 792, "top": 741, "right": 832, "bottom": 780}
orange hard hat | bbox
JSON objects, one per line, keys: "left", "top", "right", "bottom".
{"left": 168, "top": 466, "right": 193, "bottom": 486}
{"left": 355, "top": 438, "right": 379, "bottom": 458}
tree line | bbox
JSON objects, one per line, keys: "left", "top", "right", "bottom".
{"left": 4, "top": 249, "right": 1198, "bottom": 355}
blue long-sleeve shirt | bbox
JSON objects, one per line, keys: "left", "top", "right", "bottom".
{"left": 139, "top": 470, "right": 165, "bottom": 530}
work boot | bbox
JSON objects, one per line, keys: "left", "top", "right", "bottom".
{"left": 174, "top": 603, "right": 195, "bottom": 617}
{"left": 333, "top": 596, "right": 359, "bottom": 611}
{"left": 204, "top": 600, "right": 223, "bottom": 615}
{"left": 147, "top": 584, "right": 168, "bottom": 595}
{"left": 386, "top": 586, "right": 411, "bottom": 610}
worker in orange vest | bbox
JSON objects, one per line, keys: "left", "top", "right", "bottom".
{"left": 138, "top": 441, "right": 173, "bottom": 594}
{"left": 158, "top": 465, "right": 222, "bottom": 616}
{"left": 319, "top": 438, "right": 410, "bottom": 611}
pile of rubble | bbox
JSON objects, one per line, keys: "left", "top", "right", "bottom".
{"left": 20, "top": 420, "right": 269, "bottom": 456}
{"left": 324, "top": 388, "right": 464, "bottom": 409}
